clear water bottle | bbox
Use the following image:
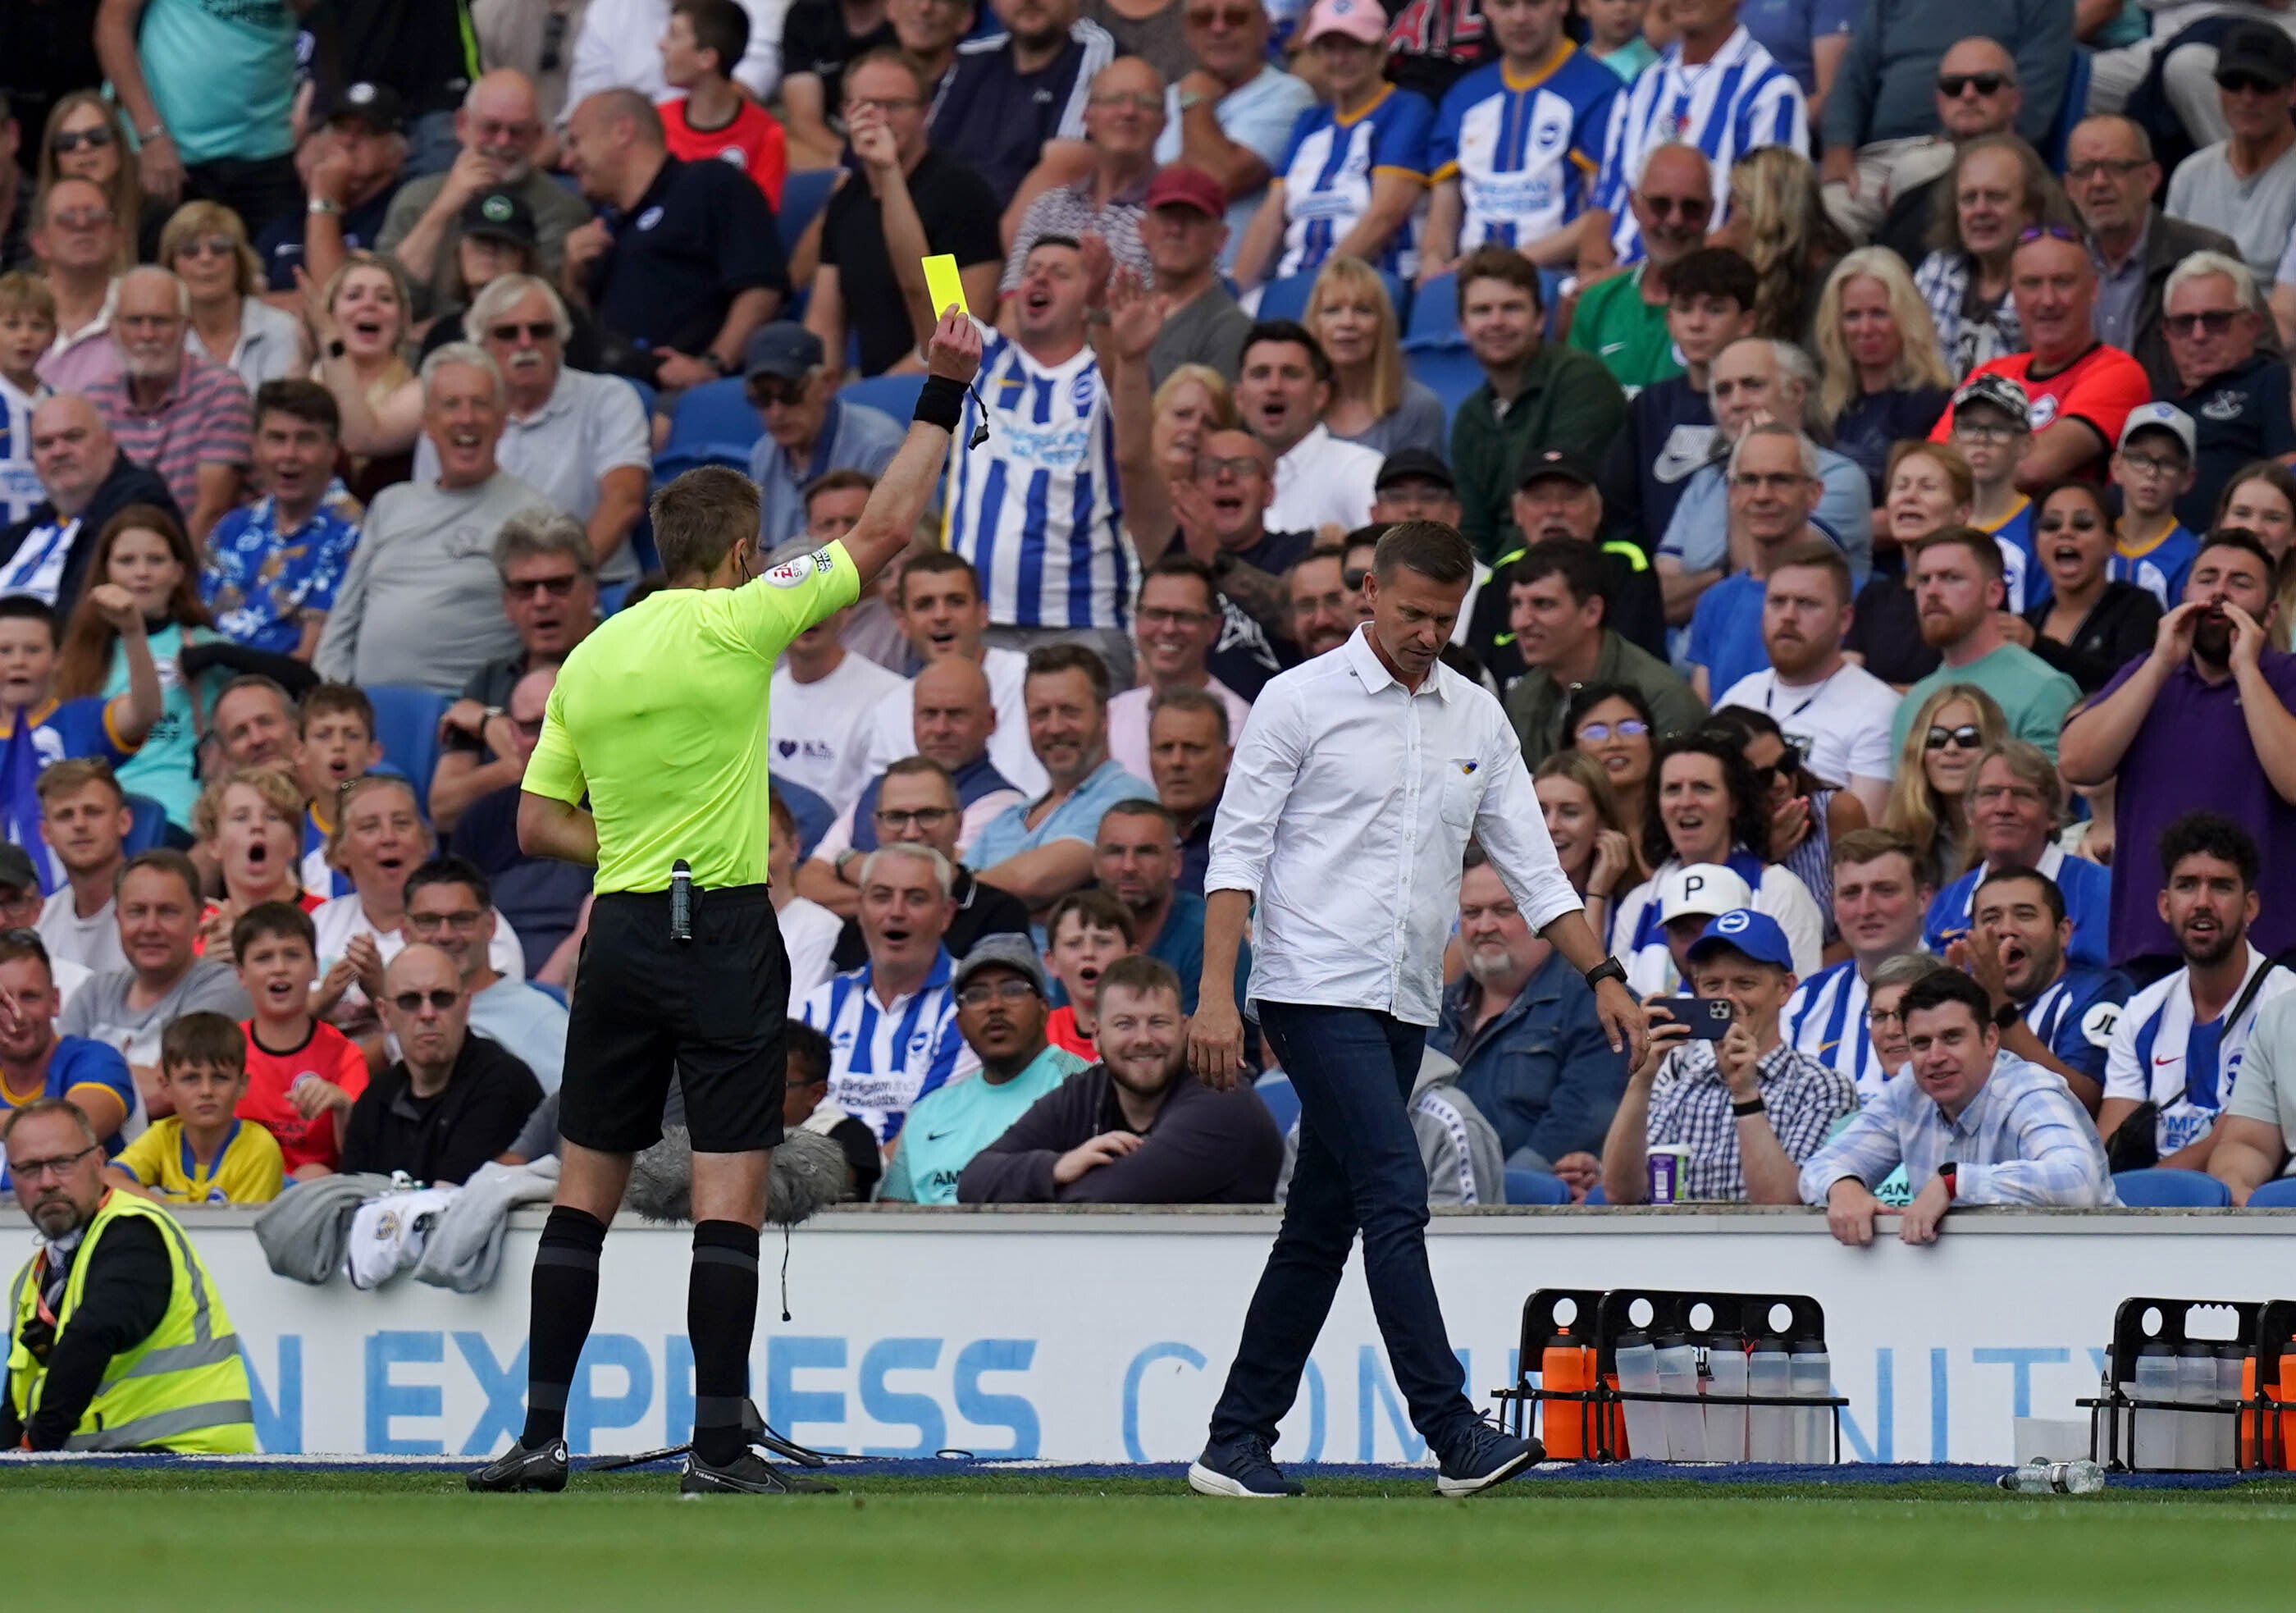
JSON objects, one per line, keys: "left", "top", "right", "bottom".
{"left": 1614, "top": 1332, "right": 1664, "bottom": 1463}
{"left": 1704, "top": 1333, "right": 1748, "bottom": 1462}
{"left": 2216, "top": 1346, "right": 2245, "bottom": 1471}
{"left": 1748, "top": 1338, "right": 1793, "bottom": 1464}
{"left": 2133, "top": 1342, "right": 2177, "bottom": 1469}
{"left": 1790, "top": 1341, "right": 1832, "bottom": 1464}
{"left": 1997, "top": 1457, "right": 2106, "bottom": 1495}
{"left": 1654, "top": 1332, "right": 1705, "bottom": 1461}
{"left": 2177, "top": 1343, "right": 2217, "bottom": 1469}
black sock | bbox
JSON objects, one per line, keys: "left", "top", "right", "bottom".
{"left": 520, "top": 1206, "right": 607, "bottom": 1450}
{"left": 688, "top": 1220, "right": 761, "bottom": 1467}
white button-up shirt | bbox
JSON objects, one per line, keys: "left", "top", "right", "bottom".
{"left": 1207, "top": 625, "right": 1583, "bottom": 1026}
{"left": 1267, "top": 423, "right": 1382, "bottom": 534}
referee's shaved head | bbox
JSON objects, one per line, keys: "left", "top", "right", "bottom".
{"left": 654, "top": 465, "right": 762, "bottom": 584}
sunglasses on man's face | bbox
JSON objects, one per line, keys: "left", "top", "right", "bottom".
{"left": 1938, "top": 72, "right": 2011, "bottom": 98}
{"left": 390, "top": 989, "right": 462, "bottom": 1013}
{"left": 1925, "top": 724, "right": 1984, "bottom": 752}
{"left": 2219, "top": 72, "right": 2280, "bottom": 96}
{"left": 2165, "top": 309, "right": 2241, "bottom": 337}
{"left": 1642, "top": 194, "right": 1711, "bottom": 222}
{"left": 488, "top": 321, "right": 557, "bottom": 345}
{"left": 747, "top": 378, "right": 807, "bottom": 408}
{"left": 506, "top": 573, "right": 582, "bottom": 600}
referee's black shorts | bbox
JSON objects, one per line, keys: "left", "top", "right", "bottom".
{"left": 558, "top": 883, "right": 790, "bottom": 1155}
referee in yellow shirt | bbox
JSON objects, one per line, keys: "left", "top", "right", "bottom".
{"left": 470, "top": 312, "right": 984, "bottom": 1497}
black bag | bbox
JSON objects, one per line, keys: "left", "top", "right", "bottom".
{"left": 2101, "top": 962, "right": 2274, "bottom": 1173}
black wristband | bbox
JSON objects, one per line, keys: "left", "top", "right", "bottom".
{"left": 1730, "top": 1095, "right": 1766, "bottom": 1117}
{"left": 1584, "top": 957, "right": 1627, "bottom": 991}
{"left": 915, "top": 375, "right": 966, "bottom": 432}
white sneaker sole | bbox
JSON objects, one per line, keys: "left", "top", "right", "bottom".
{"left": 1187, "top": 1460, "right": 1299, "bottom": 1498}
{"left": 1435, "top": 1446, "right": 1539, "bottom": 1498}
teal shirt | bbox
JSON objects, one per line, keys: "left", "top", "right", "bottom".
{"left": 879, "top": 1044, "right": 1092, "bottom": 1204}
{"left": 1889, "top": 645, "right": 2082, "bottom": 761}
{"left": 106, "top": 623, "right": 223, "bottom": 828}
{"left": 1592, "top": 38, "right": 1659, "bottom": 83}
{"left": 137, "top": 0, "right": 298, "bottom": 165}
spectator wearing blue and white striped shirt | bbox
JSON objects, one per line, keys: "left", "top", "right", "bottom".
{"left": 1803, "top": 969, "right": 2118, "bottom": 1248}
{"left": 944, "top": 240, "right": 1139, "bottom": 685}
{"left": 798, "top": 843, "right": 981, "bottom": 1144}
{"left": 1590, "top": 0, "right": 1809, "bottom": 266}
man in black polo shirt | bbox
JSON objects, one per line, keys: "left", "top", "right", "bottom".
{"left": 2162, "top": 250, "right": 2296, "bottom": 529}
{"left": 928, "top": 0, "right": 1114, "bottom": 210}
{"left": 809, "top": 48, "right": 1003, "bottom": 377}
{"left": 263, "top": 81, "right": 409, "bottom": 290}
{"left": 560, "top": 89, "right": 788, "bottom": 390}
{"left": 778, "top": 0, "right": 903, "bottom": 168}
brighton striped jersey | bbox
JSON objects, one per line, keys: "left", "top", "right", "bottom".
{"left": 0, "top": 373, "right": 46, "bottom": 528}
{"left": 1783, "top": 960, "right": 1890, "bottom": 1098}
{"left": 1431, "top": 43, "right": 1617, "bottom": 256}
{"left": 2107, "top": 521, "right": 2199, "bottom": 610}
{"left": 2019, "top": 966, "right": 2134, "bottom": 1087}
{"left": 799, "top": 947, "right": 981, "bottom": 1143}
{"left": 943, "top": 327, "right": 1134, "bottom": 632}
{"left": 1275, "top": 84, "right": 1437, "bottom": 279}
{"left": 1594, "top": 25, "right": 1807, "bottom": 264}
{"left": 2103, "top": 948, "right": 2296, "bottom": 1157}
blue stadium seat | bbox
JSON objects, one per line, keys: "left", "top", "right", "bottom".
{"left": 842, "top": 372, "right": 927, "bottom": 421}
{"left": 2046, "top": 48, "right": 2094, "bottom": 171}
{"left": 771, "top": 774, "right": 835, "bottom": 861}
{"left": 778, "top": 167, "right": 838, "bottom": 257}
{"left": 2243, "top": 1177, "right": 2296, "bottom": 1208}
{"left": 1255, "top": 267, "right": 1410, "bottom": 327}
{"left": 1583, "top": 1184, "right": 1608, "bottom": 1205}
{"left": 1504, "top": 1167, "right": 1569, "bottom": 1205}
{"left": 1404, "top": 272, "right": 1458, "bottom": 348}
{"left": 1405, "top": 345, "right": 1486, "bottom": 424}
{"left": 1253, "top": 1072, "right": 1299, "bottom": 1136}
{"left": 530, "top": 980, "right": 569, "bottom": 1008}
{"left": 364, "top": 686, "right": 451, "bottom": 813}
{"left": 2112, "top": 1167, "right": 2232, "bottom": 1208}
{"left": 619, "top": 375, "right": 656, "bottom": 420}
{"left": 121, "top": 793, "right": 175, "bottom": 855}
{"left": 655, "top": 377, "right": 762, "bottom": 481}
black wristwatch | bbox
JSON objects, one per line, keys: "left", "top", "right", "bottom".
{"left": 1992, "top": 1001, "right": 2021, "bottom": 1030}
{"left": 1730, "top": 1094, "right": 1766, "bottom": 1117}
{"left": 1585, "top": 958, "right": 1627, "bottom": 991}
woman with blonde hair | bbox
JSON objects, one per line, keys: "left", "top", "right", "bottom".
{"left": 1534, "top": 750, "right": 1641, "bottom": 945}
{"left": 304, "top": 251, "right": 420, "bottom": 500}
{"left": 1881, "top": 683, "right": 2008, "bottom": 889}
{"left": 1303, "top": 256, "right": 1444, "bottom": 456}
{"left": 1712, "top": 145, "right": 1851, "bottom": 348}
{"left": 1814, "top": 249, "right": 1956, "bottom": 502}
{"left": 1846, "top": 440, "right": 1976, "bottom": 688}
{"left": 161, "top": 201, "right": 306, "bottom": 391}
{"left": 1150, "top": 364, "right": 1239, "bottom": 487}
{"left": 192, "top": 766, "right": 323, "bottom": 962}
{"left": 37, "top": 91, "right": 157, "bottom": 265}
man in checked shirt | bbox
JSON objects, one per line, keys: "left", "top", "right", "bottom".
{"left": 1802, "top": 966, "right": 2120, "bottom": 1246}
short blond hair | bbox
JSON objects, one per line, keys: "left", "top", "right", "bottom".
{"left": 192, "top": 766, "right": 304, "bottom": 844}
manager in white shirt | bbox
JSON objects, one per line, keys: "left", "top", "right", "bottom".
{"left": 1184, "top": 521, "right": 1646, "bottom": 1503}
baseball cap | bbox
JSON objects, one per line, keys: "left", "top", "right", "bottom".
{"left": 1656, "top": 862, "right": 1754, "bottom": 924}
{"left": 2216, "top": 20, "right": 2296, "bottom": 89}
{"left": 1951, "top": 372, "right": 2030, "bottom": 432}
{"left": 953, "top": 933, "right": 1049, "bottom": 998}
{"left": 1517, "top": 445, "right": 1599, "bottom": 490}
{"left": 1685, "top": 908, "right": 1796, "bottom": 971}
{"left": 0, "top": 843, "right": 34, "bottom": 894}
{"left": 1145, "top": 164, "right": 1225, "bottom": 219}
{"left": 2118, "top": 400, "right": 2198, "bottom": 459}
{"left": 1375, "top": 446, "right": 1454, "bottom": 493}
{"left": 323, "top": 80, "right": 406, "bottom": 135}
{"left": 459, "top": 189, "right": 538, "bottom": 251}
{"left": 1300, "top": 0, "right": 1388, "bottom": 46}
{"left": 742, "top": 322, "right": 826, "bottom": 382}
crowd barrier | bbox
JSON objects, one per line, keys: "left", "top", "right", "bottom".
{"left": 5, "top": 1204, "right": 2289, "bottom": 1464}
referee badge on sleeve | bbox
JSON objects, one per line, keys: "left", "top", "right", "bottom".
{"left": 764, "top": 560, "right": 810, "bottom": 587}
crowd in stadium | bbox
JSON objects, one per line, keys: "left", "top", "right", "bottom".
{"left": 8, "top": 0, "right": 2296, "bottom": 1235}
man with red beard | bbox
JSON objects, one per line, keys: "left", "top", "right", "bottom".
{"left": 2062, "top": 530, "right": 2296, "bottom": 980}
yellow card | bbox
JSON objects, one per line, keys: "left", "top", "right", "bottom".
{"left": 922, "top": 254, "right": 970, "bottom": 319}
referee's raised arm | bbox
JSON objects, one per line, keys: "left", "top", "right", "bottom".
{"left": 834, "top": 308, "right": 985, "bottom": 588}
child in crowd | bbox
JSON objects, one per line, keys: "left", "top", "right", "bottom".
{"left": 105, "top": 1012, "right": 285, "bottom": 1205}
{"left": 1041, "top": 889, "right": 1136, "bottom": 1061}
{"left": 1950, "top": 373, "right": 2039, "bottom": 607}
{"left": 2107, "top": 404, "right": 2201, "bottom": 610}
{"left": 0, "top": 273, "right": 57, "bottom": 529}
{"left": 294, "top": 682, "right": 383, "bottom": 898}
{"left": 231, "top": 900, "right": 367, "bottom": 1178}
{"left": 658, "top": 0, "right": 788, "bottom": 208}
{"left": 1581, "top": 0, "right": 1656, "bottom": 83}
{"left": 0, "top": 593, "right": 162, "bottom": 879}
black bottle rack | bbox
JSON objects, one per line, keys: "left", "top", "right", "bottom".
{"left": 2075, "top": 1295, "right": 2296, "bottom": 1473}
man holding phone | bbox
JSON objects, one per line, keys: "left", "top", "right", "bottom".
{"left": 1598, "top": 909, "right": 1856, "bottom": 1204}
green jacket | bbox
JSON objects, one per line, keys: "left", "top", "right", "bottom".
{"left": 1450, "top": 341, "right": 1630, "bottom": 564}
{"left": 1503, "top": 630, "right": 1709, "bottom": 770}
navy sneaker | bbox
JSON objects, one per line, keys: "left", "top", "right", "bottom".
{"left": 467, "top": 1438, "right": 568, "bottom": 1493}
{"left": 1436, "top": 1427, "right": 1542, "bottom": 1497}
{"left": 1188, "top": 1435, "right": 1304, "bottom": 1498}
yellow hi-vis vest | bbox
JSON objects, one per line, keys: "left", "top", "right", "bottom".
{"left": 7, "top": 1189, "right": 254, "bottom": 1451}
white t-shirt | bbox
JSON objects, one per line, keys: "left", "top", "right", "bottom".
{"left": 1105, "top": 678, "right": 1252, "bottom": 782}
{"left": 1267, "top": 424, "right": 1381, "bottom": 534}
{"left": 1714, "top": 660, "right": 1899, "bottom": 793}
{"left": 769, "top": 649, "right": 906, "bottom": 813}
{"left": 38, "top": 888, "right": 130, "bottom": 977}
{"left": 313, "top": 895, "right": 526, "bottom": 1024}
{"left": 863, "top": 644, "right": 1049, "bottom": 798}
{"left": 778, "top": 896, "right": 843, "bottom": 1012}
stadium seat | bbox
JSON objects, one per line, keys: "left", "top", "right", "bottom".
{"left": 771, "top": 774, "right": 835, "bottom": 861}
{"left": 1253, "top": 1072, "right": 1299, "bottom": 1135}
{"left": 530, "top": 980, "right": 569, "bottom": 1008}
{"left": 121, "top": 793, "right": 176, "bottom": 855}
{"left": 655, "top": 377, "right": 761, "bottom": 480}
{"left": 1405, "top": 345, "right": 1486, "bottom": 424}
{"left": 1256, "top": 267, "right": 1410, "bottom": 327}
{"left": 1583, "top": 1184, "right": 1607, "bottom": 1204}
{"left": 619, "top": 375, "right": 656, "bottom": 420}
{"left": 2044, "top": 48, "right": 2093, "bottom": 172}
{"left": 2244, "top": 1177, "right": 2296, "bottom": 1208}
{"left": 364, "top": 686, "right": 451, "bottom": 814}
{"left": 842, "top": 372, "right": 927, "bottom": 421}
{"left": 1404, "top": 273, "right": 1458, "bottom": 347}
{"left": 2111, "top": 1167, "right": 2233, "bottom": 1208}
{"left": 778, "top": 167, "right": 838, "bottom": 257}
{"left": 1504, "top": 1167, "right": 1569, "bottom": 1205}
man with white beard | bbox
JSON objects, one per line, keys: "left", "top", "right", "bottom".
{"left": 84, "top": 268, "right": 251, "bottom": 542}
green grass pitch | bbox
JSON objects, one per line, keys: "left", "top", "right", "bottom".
{"left": 8, "top": 1467, "right": 2296, "bottom": 1611}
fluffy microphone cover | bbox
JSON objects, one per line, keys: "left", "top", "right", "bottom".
{"left": 623, "top": 1127, "right": 850, "bottom": 1225}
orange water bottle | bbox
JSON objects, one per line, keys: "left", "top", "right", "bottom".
{"left": 2280, "top": 1355, "right": 2296, "bottom": 1471}
{"left": 1540, "top": 1336, "right": 1592, "bottom": 1458}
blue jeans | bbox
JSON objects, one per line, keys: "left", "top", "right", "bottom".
{"left": 1207, "top": 1003, "right": 1477, "bottom": 1460}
